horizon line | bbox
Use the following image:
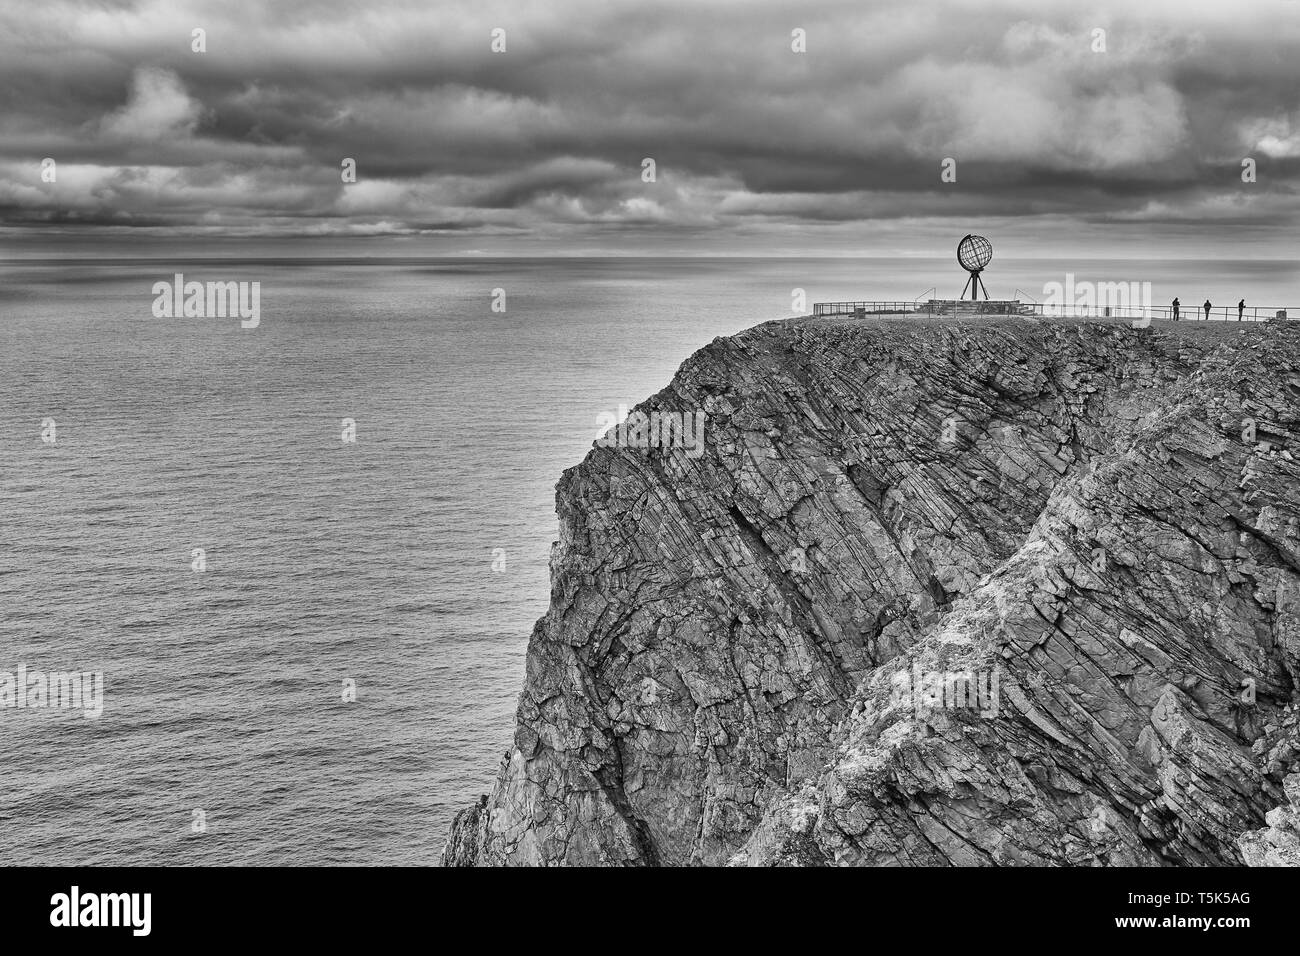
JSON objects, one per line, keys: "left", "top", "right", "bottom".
{"left": 3, "top": 254, "right": 1298, "bottom": 263}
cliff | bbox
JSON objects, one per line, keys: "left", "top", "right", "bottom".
{"left": 444, "top": 314, "right": 1300, "bottom": 866}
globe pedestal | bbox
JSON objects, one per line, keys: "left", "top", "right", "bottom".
{"left": 960, "top": 268, "right": 989, "bottom": 301}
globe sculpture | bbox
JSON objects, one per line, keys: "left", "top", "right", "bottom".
{"left": 957, "top": 234, "right": 993, "bottom": 301}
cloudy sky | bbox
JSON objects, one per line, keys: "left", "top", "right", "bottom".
{"left": 2, "top": 0, "right": 1299, "bottom": 256}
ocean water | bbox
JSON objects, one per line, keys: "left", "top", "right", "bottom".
{"left": 1, "top": 256, "right": 1297, "bottom": 865}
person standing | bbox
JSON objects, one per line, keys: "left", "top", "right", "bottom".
{"left": 1172, "top": 297, "right": 1180, "bottom": 321}
{"left": 1204, "top": 299, "right": 1212, "bottom": 320}
{"left": 1238, "top": 298, "right": 1246, "bottom": 321}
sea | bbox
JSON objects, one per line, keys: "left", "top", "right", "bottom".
{"left": 2, "top": 256, "right": 1297, "bottom": 864}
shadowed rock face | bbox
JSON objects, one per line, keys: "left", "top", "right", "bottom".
{"left": 443, "top": 316, "right": 1300, "bottom": 867}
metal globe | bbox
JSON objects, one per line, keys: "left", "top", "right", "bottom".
{"left": 957, "top": 234, "right": 993, "bottom": 272}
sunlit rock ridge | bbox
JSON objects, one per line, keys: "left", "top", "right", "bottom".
{"left": 444, "top": 314, "right": 1300, "bottom": 867}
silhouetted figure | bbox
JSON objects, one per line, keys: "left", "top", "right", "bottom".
{"left": 1204, "top": 299, "right": 1212, "bottom": 320}
{"left": 1238, "top": 298, "right": 1246, "bottom": 321}
{"left": 1172, "top": 297, "right": 1180, "bottom": 321}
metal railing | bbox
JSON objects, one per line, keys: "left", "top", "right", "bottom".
{"left": 811, "top": 300, "right": 1291, "bottom": 323}
{"left": 814, "top": 301, "right": 929, "bottom": 315}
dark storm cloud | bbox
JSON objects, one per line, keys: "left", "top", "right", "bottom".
{"left": 2, "top": 0, "right": 1300, "bottom": 252}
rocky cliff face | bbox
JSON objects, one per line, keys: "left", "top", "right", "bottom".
{"left": 444, "top": 315, "right": 1300, "bottom": 866}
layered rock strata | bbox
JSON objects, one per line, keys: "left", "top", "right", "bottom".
{"left": 445, "top": 316, "right": 1300, "bottom": 866}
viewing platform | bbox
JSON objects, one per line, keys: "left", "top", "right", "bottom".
{"left": 812, "top": 300, "right": 1291, "bottom": 323}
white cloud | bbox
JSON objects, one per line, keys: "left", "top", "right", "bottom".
{"left": 100, "top": 67, "right": 202, "bottom": 142}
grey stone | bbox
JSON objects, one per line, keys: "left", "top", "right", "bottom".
{"left": 444, "top": 316, "right": 1300, "bottom": 867}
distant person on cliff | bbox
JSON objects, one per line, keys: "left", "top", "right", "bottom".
{"left": 1239, "top": 298, "right": 1246, "bottom": 321}
{"left": 1172, "top": 297, "right": 1180, "bottom": 321}
{"left": 1204, "top": 299, "right": 1212, "bottom": 320}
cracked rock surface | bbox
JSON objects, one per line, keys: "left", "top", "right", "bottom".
{"left": 443, "top": 315, "right": 1300, "bottom": 866}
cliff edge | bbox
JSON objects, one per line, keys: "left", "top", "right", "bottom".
{"left": 444, "top": 315, "right": 1300, "bottom": 866}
